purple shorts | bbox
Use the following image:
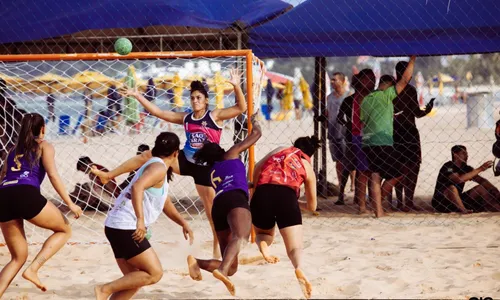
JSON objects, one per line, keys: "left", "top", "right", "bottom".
{"left": 344, "top": 135, "right": 369, "bottom": 172}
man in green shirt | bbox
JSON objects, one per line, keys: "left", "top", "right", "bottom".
{"left": 360, "top": 56, "right": 416, "bottom": 218}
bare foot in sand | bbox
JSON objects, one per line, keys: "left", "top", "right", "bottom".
{"left": 94, "top": 285, "right": 110, "bottom": 300}
{"left": 259, "top": 241, "right": 279, "bottom": 264}
{"left": 22, "top": 268, "right": 46, "bottom": 292}
{"left": 375, "top": 210, "right": 387, "bottom": 218}
{"left": 213, "top": 269, "right": 235, "bottom": 296}
{"left": 295, "top": 268, "right": 312, "bottom": 299}
{"left": 187, "top": 255, "right": 202, "bottom": 281}
{"left": 263, "top": 254, "right": 280, "bottom": 264}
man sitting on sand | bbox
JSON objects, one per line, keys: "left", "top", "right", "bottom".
{"left": 70, "top": 156, "right": 121, "bottom": 211}
{"left": 432, "top": 145, "right": 500, "bottom": 213}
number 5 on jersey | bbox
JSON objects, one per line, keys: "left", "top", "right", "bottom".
{"left": 11, "top": 154, "right": 24, "bottom": 172}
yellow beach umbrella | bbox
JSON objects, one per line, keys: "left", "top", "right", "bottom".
{"left": 299, "top": 77, "right": 313, "bottom": 110}
{"left": 214, "top": 71, "right": 225, "bottom": 109}
{"left": 262, "top": 80, "right": 285, "bottom": 90}
{"left": 182, "top": 74, "right": 202, "bottom": 87}
{"left": 154, "top": 74, "right": 174, "bottom": 90}
{"left": 0, "top": 73, "right": 26, "bottom": 86}
{"left": 0, "top": 73, "right": 27, "bottom": 94}
{"left": 282, "top": 80, "right": 294, "bottom": 111}
{"left": 72, "top": 71, "right": 119, "bottom": 92}
{"left": 17, "top": 73, "right": 75, "bottom": 94}
{"left": 172, "top": 73, "right": 184, "bottom": 108}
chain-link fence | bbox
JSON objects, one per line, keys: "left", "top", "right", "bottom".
{"left": 0, "top": 0, "right": 499, "bottom": 298}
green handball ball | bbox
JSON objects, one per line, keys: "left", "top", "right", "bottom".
{"left": 114, "top": 38, "right": 132, "bottom": 55}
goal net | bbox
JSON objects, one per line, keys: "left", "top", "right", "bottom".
{"left": 0, "top": 51, "right": 264, "bottom": 244}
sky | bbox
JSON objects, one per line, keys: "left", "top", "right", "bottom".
{"left": 283, "top": 0, "right": 304, "bottom": 6}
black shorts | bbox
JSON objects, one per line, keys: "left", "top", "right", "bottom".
{"left": 178, "top": 150, "right": 212, "bottom": 186}
{"left": 212, "top": 190, "right": 250, "bottom": 232}
{"left": 394, "top": 128, "right": 422, "bottom": 165}
{"left": 250, "top": 184, "right": 302, "bottom": 230}
{"left": 432, "top": 190, "right": 485, "bottom": 213}
{"left": 0, "top": 185, "right": 47, "bottom": 223}
{"left": 394, "top": 142, "right": 422, "bottom": 166}
{"left": 293, "top": 100, "right": 301, "bottom": 109}
{"left": 363, "top": 146, "right": 401, "bottom": 180}
{"left": 105, "top": 226, "right": 151, "bottom": 260}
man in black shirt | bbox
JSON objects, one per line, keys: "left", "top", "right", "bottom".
{"left": 393, "top": 61, "right": 434, "bottom": 212}
{"left": 432, "top": 145, "right": 500, "bottom": 213}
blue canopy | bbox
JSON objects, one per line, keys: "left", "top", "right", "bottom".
{"left": 0, "top": 0, "right": 291, "bottom": 44}
{"left": 249, "top": 0, "right": 500, "bottom": 57}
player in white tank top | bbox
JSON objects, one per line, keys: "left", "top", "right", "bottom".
{"left": 105, "top": 157, "right": 170, "bottom": 230}
{"left": 95, "top": 132, "right": 194, "bottom": 300}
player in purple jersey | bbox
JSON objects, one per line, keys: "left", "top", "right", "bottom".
{"left": 186, "top": 116, "right": 261, "bottom": 296}
{"left": 91, "top": 69, "right": 246, "bottom": 259}
{"left": 0, "top": 113, "right": 82, "bottom": 296}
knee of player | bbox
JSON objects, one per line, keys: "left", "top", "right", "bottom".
{"left": 477, "top": 185, "right": 490, "bottom": 197}
{"left": 287, "top": 247, "right": 302, "bottom": 258}
{"left": 55, "top": 220, "right": 72, "bottom": 237}
{"left": 444, "top": 185, "right": 459, "bottom": 195}
{"left": 12, "top": 250, "right": 28, "bottom": 264}
{"left": 148, "top": 269, "right": 163, "bottom": 285}
{"left": 233, "top": 236, "right": 248, "bottom": 247}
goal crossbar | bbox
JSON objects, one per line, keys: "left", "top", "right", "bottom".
{"left": 0, "top": 49, "right": 256, "bottom": 181}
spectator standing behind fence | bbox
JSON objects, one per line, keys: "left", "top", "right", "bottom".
{"left": 81, "top": 90, "right": 94, "bottom": 144}
{"left": 431, "top": 145, "right": 500, "bottom": 213}
{"left": 392, "top": 61, "right": 434, "bottom": 212}
{"left": 360, "top": 56, "right": 416, "bottom": 218}
{"left": 326, "top": 72, "right": 352, "bottom": 205}
{"left": 266, "top": 78, "right": 275, "bottom": 123}
{"left": 46, "top": 94, "right": 56, "bottom": 122}
{"left": 106, "top": 85, "right": 122, "bottom": 131}
{"left": 0, "top": 78, "right": 26, "bottom": 168}
{"left": 144, "top": 78, "right": 156, "bottom": 113}
{"left": 336, "top": 70, "right": 373, "bottom": 213}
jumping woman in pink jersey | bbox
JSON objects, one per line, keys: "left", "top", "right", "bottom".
{"left": 0, "top": 113, "right": 82, "bottom": 296}
{"left": 91, "top": 69, "right": 246, "bottom": 258}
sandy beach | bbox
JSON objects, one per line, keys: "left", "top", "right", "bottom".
{"left": 0, "top": 213, "right": 499, "bottom": 299}
{"left": 0, "top": 102, "right": 500, "bottom": 299}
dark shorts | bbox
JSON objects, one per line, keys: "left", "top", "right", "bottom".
{"left": 212, "top": 190, "right": 250, "bottom": 232}
{"left": 432, "top": 189, "right": 485, "bottom": 213}
{"left": 293, "top": 100, "right": 301, "bottom": 109}
{"left": 343, "top": 135, "right": 369, "bottom": 172}
{"left": 363, "top": 146, "right": 401, "bottom": 179}
{"left": 250, "top": 184, "right": 302, "bottom": 230}
{"left": 0, "top": 185, "right": 47, "bottom": 223}
{"left": 394, "top": 128, "right": 422, "bottom": 165}
{"left": 178, "top": 150, "right": 212, "bottom": 187}
{"left": 105, "top": 226, "right": 151, "bottom": 260}
{"left": 328, "top": 139, "right": 345, "bottom": 162}
{"left": 394, "top": 142, "right": 422, "bottom": 165}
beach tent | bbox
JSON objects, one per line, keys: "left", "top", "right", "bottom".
{"left": 249, "top": 0, "right": 500, "bottom": 57}
{"left": 0, "top": 0, "right": 291, "bottom": 44}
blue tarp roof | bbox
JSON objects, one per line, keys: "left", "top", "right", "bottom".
{"left": 249, "top": 0, "right": 500, "bottom": 57}
{"left": 0, "top": 0, "right": 291, "bottom": 44}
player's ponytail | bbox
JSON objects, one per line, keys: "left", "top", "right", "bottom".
{"left": 15, "top": 113, "right": 44, "bottom": 168}
{"left": 193, "top": 142, "right": 226, "bottom": 166}
{"left": 293, "top": 135, "right": 321, "bottom": 157}
{"left": 152, "top": 132, "right": 180, "bottom": 182}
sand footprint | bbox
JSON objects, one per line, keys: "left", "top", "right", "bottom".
{"left": 376, "top": 265, "right": 392, "bottom": 271}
